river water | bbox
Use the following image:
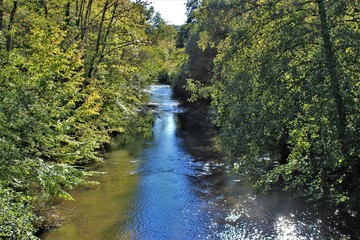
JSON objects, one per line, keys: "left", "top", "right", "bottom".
{"left": 41, "top": 85, "right": 351, "bottom": 240}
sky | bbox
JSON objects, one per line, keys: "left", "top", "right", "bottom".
{"left": 150, "top": 0, "right": 188, "bottom": 25}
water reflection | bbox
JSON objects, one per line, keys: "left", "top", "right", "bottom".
{"left": 40, "top": 149, "right": 141, "bottom": 240}
{"left": 130, "top": 86, "right": 211, "bottom": 239}
{"left": 41, "top": 85, "right": 351, "bottom": 240}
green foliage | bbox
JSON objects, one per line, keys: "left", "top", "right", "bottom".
{"left": 176, "top": 0, "right": 360, "bottom": 212}
{"left": 0, "top": 0, "right": 172, "bottom": 238}
{"left": 172, "top": 0, "right": 219, "bottom": 105}
{"left": 144, "top": 10, "right": 182, "bottom": 84}
{"left": 0, "top": 187, "right": 36, "bottom": 239}
{"left": 172, "top": 29, "right": 216, "bottom": 104}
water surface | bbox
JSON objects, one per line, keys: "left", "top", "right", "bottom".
{"left": 41, "top": 85, "right": 351, "bottom": 239}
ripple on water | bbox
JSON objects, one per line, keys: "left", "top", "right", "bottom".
{"left": 203, "top": 196, "right": 351, "bottom": 240}
{"left": 40, "top": 84, "right": 354, "bottom": 240}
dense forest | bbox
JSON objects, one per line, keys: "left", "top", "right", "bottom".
{"left": 174, "top": 0, "right": 359, "bottom": 225}
{"left": 0, "top": 0, "right": 179, "bottom": 238}
{"left": 1, "top": 0, "right": 359, "bottom": 238}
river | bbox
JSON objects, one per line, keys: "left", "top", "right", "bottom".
{"left": 40, "top": 85, "right": 351, "bottom": 239}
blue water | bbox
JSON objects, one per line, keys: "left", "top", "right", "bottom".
{"left": 41, "top": 85, "right": 352, "bottom": 240}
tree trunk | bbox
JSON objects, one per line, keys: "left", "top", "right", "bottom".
{"left": 39, "top": 0, "right": 48, "bottom": 16}
{"left": 0, "top": 0, "right": 3, "bottom": 31}
{"left": 6, "top": 0, "right": 17, "bottom": 52}
{"left": 96, "top": 0, "right": 119, "bottom": 72}
{"left": 75, "top": 0, "right": 84, "bottom": 28}
{"left": 316, "top": 0, "right": 347, "bottom": 150}
{"left": 316, "top": 0, "right": 360, "bottom": 200}
{"left": 81, "top": 0, "right": 93, "bottom": 40}
{"left": 86, "top": 0, "right": 109, "bottom": 79}
{"left": 64, "top": 1, "right": 71, "bottom": 28}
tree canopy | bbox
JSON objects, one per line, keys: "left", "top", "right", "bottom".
{"left": 0, "top": 0, "right": 177, "bottom": 238}
{"left": 174, "top": 0, "right": 359, "bottom": 215}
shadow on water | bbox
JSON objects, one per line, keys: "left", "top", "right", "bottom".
{"left": 175, "top": 120, "right": 354, "bottom": 239}
{"left": 40, "top": 85, "right": 353, "bottom": 240}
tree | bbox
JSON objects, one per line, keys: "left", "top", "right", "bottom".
{"left": 172, "top": 0, "right": 219, "bottom": 105}
{"left": 177, "top": 0, "right": 360, "bottom": 213}
{"left": 0, "top": 0, "right": 167, "bottom": 237}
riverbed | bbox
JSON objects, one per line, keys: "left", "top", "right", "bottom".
{"left": 40, "top": 85, "right": 351, "bottom": 239}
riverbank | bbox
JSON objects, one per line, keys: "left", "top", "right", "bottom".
{"left": 38, "top": 85, "right": 356, "bottom": 239}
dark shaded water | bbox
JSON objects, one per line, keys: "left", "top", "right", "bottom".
{"left": 41, "top": 85, "right": 351, "bottom": 239}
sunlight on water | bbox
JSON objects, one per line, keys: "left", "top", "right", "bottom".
{"left": 41, "top": 85, "right": 352, "bottom": 240}
{"left": 275, "top": 216, "right": 301, "bottom": 239}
